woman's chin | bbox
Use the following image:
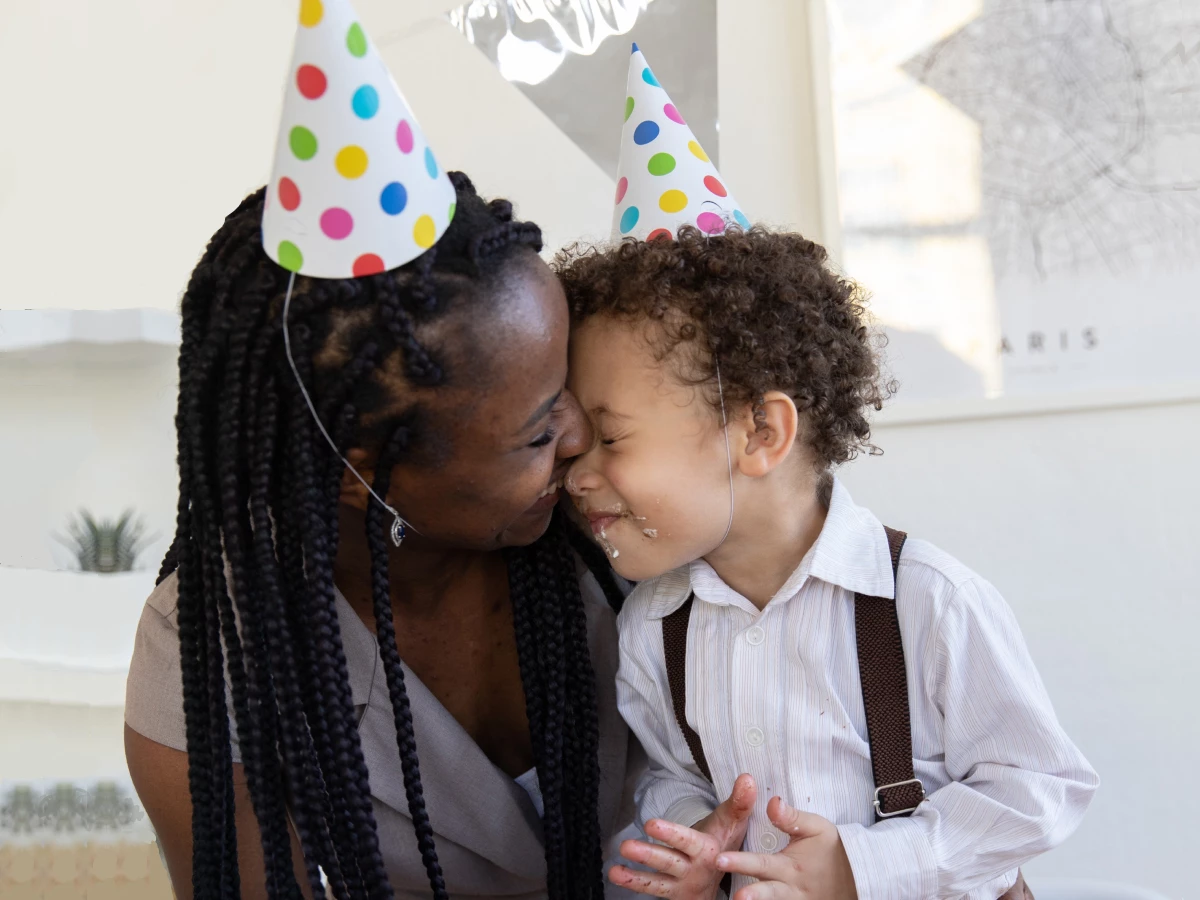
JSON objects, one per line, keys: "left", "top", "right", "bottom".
{"left": 495, "top": 505, "right": 556, "bottom": 549}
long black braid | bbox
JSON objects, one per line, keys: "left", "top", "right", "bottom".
{"left": 163, "top": 173, "right": 616, "bottom": 899}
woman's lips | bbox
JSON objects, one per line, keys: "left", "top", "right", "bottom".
{"left": 527, "top": 487, "right": 561, "bottom": 513}
{"left": 526, "top": 475, "right": 566, "bottom": 514}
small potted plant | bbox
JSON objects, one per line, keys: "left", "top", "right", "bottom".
{"left": 55, "top": 510, "right": 152, "bottom": 573}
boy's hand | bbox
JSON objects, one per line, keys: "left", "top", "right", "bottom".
{"left": 715, "top": 796, "right": 857, "bottom": 900}
{"left": 609, "top": 774, "right": 757, "bottom": 899}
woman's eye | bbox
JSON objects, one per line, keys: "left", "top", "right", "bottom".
{"left": 529, "top": 428, "right": 556, "bottom": 449}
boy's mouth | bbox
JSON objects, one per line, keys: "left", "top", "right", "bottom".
{"left": 585, "top": 510, "right": 623, "bottom": 536}
{"left": 584, "top": 506, "right": 647, "bottom": 537}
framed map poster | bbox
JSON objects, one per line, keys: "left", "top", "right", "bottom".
{"left": 827, "top": 0, "right": 1200, "bottom": 407}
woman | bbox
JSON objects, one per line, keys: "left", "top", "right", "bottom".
{"left": 124, "top": 173, "right": 636, "bottom": 900}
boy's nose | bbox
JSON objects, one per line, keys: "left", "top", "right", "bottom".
{"left": 564, "top": 455, "right": 605, "bottom": 500}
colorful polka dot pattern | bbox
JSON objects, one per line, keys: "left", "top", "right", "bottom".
{"left": 647, "top": 153, "right": 675, "bottom": 176}
{"left": 380, "top": 182, "right": 407, "bottom": 215}
{"left": 346, "top": 23, "right": 367, "bottom": 57}
{"left": 633, "top": 121, "right": 659, "bottom": 146}
{"left": 278, "top": 177, "right": 301, "bottom": 211}
{"left": 619, "top": 206, "right": 640, "bottom": 234}
{"left": 279, "top": 240, "right": 304, "bottom": 272}
{"left": 353, "top": 253, "right": 384, "bottom": 276}
{"left": 352, "top": 85, "right": 378, "bottom": 119}
{"left": 611, "top": 45, "right": 748, "bottom": 242}
{"left": 335, "top": 145, "right": 368, "bottom": 179}
{"left": 299, "top": 0, "right": 323, "bottom": 28}
{"left": 396, "top": 120, "right": 414, "bottom": 154}
{"left": 262, "top": 0, "right": 457, "bottom": 278}
{"left": 297, "top": 65, "right": 327, "bottom": 99}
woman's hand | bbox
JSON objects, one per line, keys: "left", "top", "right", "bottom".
{"left": 714, "top": 796, "right": 857, "bottom": 900}
{"left": 609, "top": 774, "right": 757, "bottom": 899}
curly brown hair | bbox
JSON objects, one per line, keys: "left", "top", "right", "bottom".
{"left": 554, "top": 225, "right": 893, "bottom": 469}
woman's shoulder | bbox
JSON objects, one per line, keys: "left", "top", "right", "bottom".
{"left": 144, "top": 569, "right": 182, "bottom": 619}
{"left": 125, "top": 572, "right": 187, "bottom": 751}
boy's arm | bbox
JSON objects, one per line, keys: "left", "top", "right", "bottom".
{"left": 836, "top": 575, "right": 1099, "bottom": 900}
{"left": 616, "top": 595, "right": 720, "bottom": 829}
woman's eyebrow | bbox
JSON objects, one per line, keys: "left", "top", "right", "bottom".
{"left": 520, "top": 390, "right": 563, "bottom": 431}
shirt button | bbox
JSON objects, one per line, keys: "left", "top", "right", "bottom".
{"left": 745, "top": 726, "right": 765, "bottom": 747}
{"left": 745, "top": 626, "right": 765, "bottom": 646}
{"left": 759, "top": 832, "right": 779, "bottom": 851}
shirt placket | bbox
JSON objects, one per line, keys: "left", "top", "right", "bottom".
{"left": 728, "top": 605, "right": 786, "bottom": 873}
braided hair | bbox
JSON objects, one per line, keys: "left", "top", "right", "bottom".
{"left": 162, "top": 172, "right": 623, "bottom": 900}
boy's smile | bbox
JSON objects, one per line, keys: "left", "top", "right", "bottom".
{"left": 565, "top": 316, "right": 735, "bottom": 580}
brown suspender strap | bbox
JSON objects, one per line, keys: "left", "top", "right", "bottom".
{"left": 662, "top": 594, "right": 730, "bottom": 896}
{"left": 662, "top": 594, "right": 713, "bottom": 782}
{"left": 661, "top": 526, "right": 923, "bottom": 821}
{"left": 854, "top": 526, "right": 925, "bottom": 819}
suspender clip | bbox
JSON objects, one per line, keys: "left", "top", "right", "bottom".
{"left": 873, "top": 778, "right": 926, "bottom": 818}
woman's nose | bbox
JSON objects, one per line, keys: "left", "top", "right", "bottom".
{"left": 554, "top": 388, "right": 593, "bottom": 462}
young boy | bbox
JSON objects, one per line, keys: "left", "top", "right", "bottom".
{"left": 555, "top": 227, "right": 1098, "bottom": 900}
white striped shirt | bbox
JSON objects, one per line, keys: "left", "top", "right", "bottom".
{"left": 616, "top": 479, "right": 1098, "bottom": 900}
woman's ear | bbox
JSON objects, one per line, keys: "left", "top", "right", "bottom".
{"left": 735, "top": 391, "right": 799, "bottom": 479}
{"left": 338, "top": 447, "right": 376, "bottom": 510}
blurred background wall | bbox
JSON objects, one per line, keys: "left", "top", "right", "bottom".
{"left": 1, "top": 0, "right": 1196, "bottom": 897}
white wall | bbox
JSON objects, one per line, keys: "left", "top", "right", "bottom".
{"left": 0, "top": 1, "right": 296, "bottom": 312}
{"left": 841, "top": 398, "right": 1200, "bottom": 898}
{"left": 0, "top": 353, "right": 177, "bottom": 571}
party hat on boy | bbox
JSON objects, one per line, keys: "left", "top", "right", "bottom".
{"left": 611, "top": 44, "right": 749, "bottom": 242}
{"left": 262, "top": 0, "right": 457, "bottom": 278}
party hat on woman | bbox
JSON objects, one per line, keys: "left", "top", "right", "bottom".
{"left": 611, "top": 44, "right": 749, "bottom": 242}
{"left": 262, "top": 0, "right": 457, "bottom": 278}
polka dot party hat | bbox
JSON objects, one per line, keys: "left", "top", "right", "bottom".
{"left": 612, "top": 44, "right": 749, "bottom": 242}
{"left": 262, "top": 0, "right": 457, "bottom": 278}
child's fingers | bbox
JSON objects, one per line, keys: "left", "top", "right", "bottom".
{"left": 618, "top": 838, "right": 691, "bottom": 879}
{"left": 715, "top": 850, "right": 792, "bottom": 882}
{"left": 644, "top": 819, "right": 716, "bottom": 861}
{"left": 727, "top": 773, "right": 758, "bottom": 820}
{"left": 765, "top": 796, "right": 829, "bottom": 839}
{"left": 607, "top": 864, "right": 680, "bottom": 898}
{"left": 733, "top": 882, "right": 791, "bottom": 900}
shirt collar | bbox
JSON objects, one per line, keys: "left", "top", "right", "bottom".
{"left": 644, "top": 477, "right": 895, "bottom": 620}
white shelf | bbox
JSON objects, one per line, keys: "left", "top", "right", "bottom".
{"left": 0, "top": 309, "right": 181, "bottom": 366}
{"left": 0, "top": 568, "right": 157, "bottom": 707}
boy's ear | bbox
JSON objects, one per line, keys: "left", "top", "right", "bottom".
{"left": 735, "top": 391, "right": 799, "bottom": 478}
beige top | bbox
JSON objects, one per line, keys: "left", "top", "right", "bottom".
{"left": 125, "top": 564, "right": 642, "bottom": 899}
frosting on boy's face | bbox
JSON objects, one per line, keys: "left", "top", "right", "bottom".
{"left": 565, "top": 316, "right": 734, "bottom": 581}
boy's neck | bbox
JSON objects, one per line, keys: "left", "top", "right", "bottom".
{"left": 702, "top": 471, "right": 829, "bottom": 611}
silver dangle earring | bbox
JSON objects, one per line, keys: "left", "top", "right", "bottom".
{"left": 282, "top": 271, "right": 417, "bottom": 549}
{"left": 390, "top": 517, "right": 407, "bottom": 548}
